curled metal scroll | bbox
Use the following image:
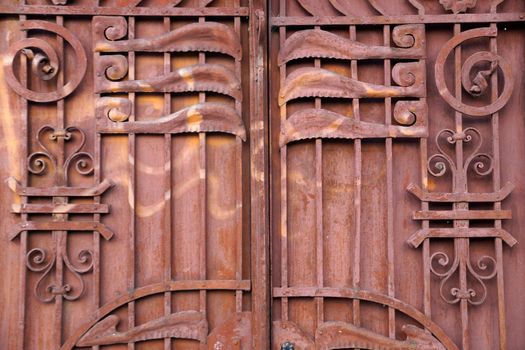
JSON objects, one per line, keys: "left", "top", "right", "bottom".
{"left": 28, "top": 125, "right": 94, "bottom": 182}
{"left": 430, "top": 248, "right": 497, "bottom": 305}
{"left": 26, "top": 247, "right": 94, "bottom": 303}
{"left": 4, "top": 20, "right": 87, "bottom": 103}
{"left": 435, "top": 27, "right": 513, "bottom": 117}
{"left": 427, "top": 127, "right": 493, "bottom": 181}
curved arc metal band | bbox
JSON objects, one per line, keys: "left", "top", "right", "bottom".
{"left": 60, "top": 279, "right": 251, "bottom": 350}
{"left": 273, "top": 286, "right": 460, "bottom": 350}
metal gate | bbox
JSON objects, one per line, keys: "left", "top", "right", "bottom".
{"left": 0, "top": 0, "right": 524, "bottom": 349}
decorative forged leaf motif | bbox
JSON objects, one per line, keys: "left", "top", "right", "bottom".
{"left": 279, "top": 108, "right": 427, "bottom": 147}
{"left": 97, "top": 101, "right": 247, "bottom": 140}
{"left": 279, "top": 29, "right": 423, "bottom": 65}
{"left": 279, "top": 67, "right": 425, "bottom": 105}
{"left": 316, "top": 322, "right": 447, "bottom": 350}
{"left": 77, "top": 311, "right": 207, "bottom": 346}
{"left": 95, "top": 21, "right": 241, "bottom": 60}
{"left": 439, "top": 0, "right": 477, "bottom": 13}
{"left": 96, "top": 63, "right": 242, "bottom": 100}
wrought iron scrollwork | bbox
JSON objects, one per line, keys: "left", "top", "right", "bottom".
{"left": 4, "top": 20, "right": 87, "bottom": 103}
{"left": 27, "top": 126, "right": 94, "bottom": 182}
{"left": 9, "top": 125, "right": 114, "bottom": 303}
{"left": 427, "top": 128, "right": 493, "bottom": 182}
{"left": 410, "top": 126, "right": 513, "bottom": 300}
{"left": 434, "top": 27, "right": 514, "bottom": 117}
{"left": 92, "top": 16, "right": 246, "bottom": 140}
{"left": 430, "top": 247, "right": 497, "bottom": 306}
{"left": 406, "top": 20, "right": 516, "bottom": 350}
{"left": 27, "top": 247, "right": 94, "bottom": 303}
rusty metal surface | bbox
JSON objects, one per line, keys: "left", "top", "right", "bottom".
{"left": 270, "top": 1, "right": 524, "bottom": 350}
{"left": 0, "top": 0, "right": 267, "bottom": 349}
{"left": 1, "top": 0, "right": 525, "bottom": 349}
{"left": 76, "top": 311, "right": 209, "bottom": 346}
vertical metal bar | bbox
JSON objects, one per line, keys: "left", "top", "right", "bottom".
{"left": 234, "top": 7, "right": 244, "bottom": 314}
{"left": 127, "top": 16, "right": 136, "bottom": 350}
{"left": 417, "top": 23, "right": 430, "bottom": 318}
{"left": 53, "top": 15, "right": 66, "bottom": 348}
{"left": 250, "top": 3, "right": 269, "bottom": 347}
{"left": 198, "top": 130, "right": 207, "bottom": 317}
{"left": 421, "top": 137, "right": 431, "bottom": 319}
{"left": 93, "top": 49, "right": 102, "bottom": 350}
{"left": 163, "top": 16, "right": 172, "bottom": 350}
{"left": 489, "top": 20, "right": 507, "bottom": 350}
{"left": 279, "top": 0, "right": 288, "bottom": 320}
{"left": 198, "top": 12, "right": 207, "bottom": 340}
{"left": 419, "top": 40, "right": 431, "bottom": 318}
{"left": 414, "top": 0, "right": 428, "bottom": 310}
{"left": 452, "top": 23, "right": 470, "bottom": 350}
{"left": 315, "top": 139, "right": 324, "bottom": 327}
{"left": 313, "top": 28, "right": 324, "bottom": 328}
{"left": 349, "top": 25, "right": 362, "bottom": 330}
{"left": 495, "top": 237, "right": 506, "bottom": 349}
{"left": 17, "top": 13, "right": 28, "bottom": 350}
{"left": 383, "top": 24, "right": 396, "bottom": 339}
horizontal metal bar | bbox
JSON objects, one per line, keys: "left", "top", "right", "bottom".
{"left": 413, "top": 209, "right": 512, "bottom": 221}
{"left": 11, "top": 203, "right": 110, "bottom": 214}
{"left": 7, "top": 177, "right": 114, "bottom": 197}
{"left": 407, "top": 182, "right": 514, "bottom": 203}
{"left": 271, "top": 13, "right": 525, "bottom": 26}
{"left": 0, "top": 5, "right": 249, "bottom": 17}
{"left": 407, "top": 228, "right": 517, "bottom": 248}
{"left": 9, "top": 221, "right": 114, "bottom": 241}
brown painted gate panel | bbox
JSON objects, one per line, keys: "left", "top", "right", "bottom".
{"left": 269, "top": 0, "right": 525, "bottom": 350}
{"left": 1, "top": 0, "right": 525, "bottom": 349}
{"left": 0, "top": 1, "right": 268, "bottom": 349}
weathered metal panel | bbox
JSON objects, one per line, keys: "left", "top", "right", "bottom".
{"left": 1, "top": 0, "right": 525, "bottom": 349}
{"left": 0, "top": 0, "right": 267, "bottom": 349}
{"left": 269, "top": 0, "right": 525, "bottom": 349}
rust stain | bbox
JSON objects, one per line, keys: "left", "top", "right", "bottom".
{"left": 208, "top": 173, "right": 236, "bottom": 221}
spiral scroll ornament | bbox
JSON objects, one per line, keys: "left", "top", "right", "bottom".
{"left": 26, "top": 247, "right": 94, "bottom": 303}
{"left": 427, "top": 127, "right": 493, "bottom": 184}
{"left": 435, "top": 27, "right": 514, "bottom": 117}
{"left": 28, "top": 125, "right": 94, "bottom": 183}
{"left": 4, "top": 20, "right": 87, "bottom": 103}
{"left": 430, "top": 248, "right": 497, "bottom": 305}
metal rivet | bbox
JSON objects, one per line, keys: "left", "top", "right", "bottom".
{"left": 281, "top": 341, "right": 294, "bottom": 350}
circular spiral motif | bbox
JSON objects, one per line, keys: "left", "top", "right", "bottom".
{"left": 435, "top": 27, "right": 514, "bottom": 117}
{"left": 427, "top": 155, "right": 450, "bottom": 177}
{"left": 4, "top": 20, "right": 87, "bottom": 103}
{"left": 26, "top": 248, "right": 54, "bottom": 272}
{"left": 27, "top": 152, "right": 53, "bottom": 175}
